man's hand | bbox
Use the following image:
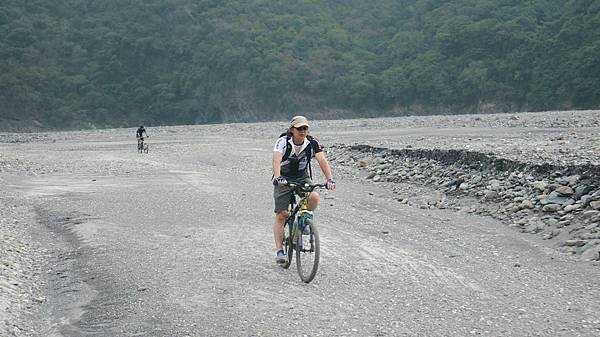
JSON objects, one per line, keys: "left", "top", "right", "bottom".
{"left": 273, "top": 176, "right": 288, "bottom": 186}
{"left": 326, "top": 178, "right": 336, "bottom": 190}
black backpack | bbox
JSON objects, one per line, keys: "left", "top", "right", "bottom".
{"left": 279, "top": 132, "right": 314, "bottom": 179}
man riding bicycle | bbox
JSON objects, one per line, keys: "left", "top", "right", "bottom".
{"left": 136, "top": 125, "right": 148, "bottom": 149}
{"left": 272, "top": 116, "right": 336, "bottom": 263}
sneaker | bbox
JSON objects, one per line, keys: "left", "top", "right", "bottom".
{"left": 275, "top": 250, "right": 286, "bottom": 263}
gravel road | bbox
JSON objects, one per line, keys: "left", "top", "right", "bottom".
{"left": 2, "top": 110, "right": 600, "bottom": 336}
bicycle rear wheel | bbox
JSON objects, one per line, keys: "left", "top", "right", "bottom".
{"left": 281, "top": 219, "right": 294, "bottom": 269}
{"left": 296, "top": 218, "right": 320, "bottom": 283}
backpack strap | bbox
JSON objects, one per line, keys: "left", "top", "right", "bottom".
{"left": 282, "top": 134, "right": 293, "bottom": 162}
{"left": 306, "top": 135, "right": 314, "bottom": 179}
{"left": 280, "top": 133, "right": 314, "bottom": 179}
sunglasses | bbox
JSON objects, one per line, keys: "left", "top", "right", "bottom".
{"left": 295, "top": 126, "right": 309, "bottom": 131}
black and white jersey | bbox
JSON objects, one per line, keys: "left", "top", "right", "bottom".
{"left": 274, "top": 135, "right": 322, "bottom": 178}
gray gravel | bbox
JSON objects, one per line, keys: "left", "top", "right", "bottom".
{"left": 1, "top": 110, "right": 600, "bottom": 336}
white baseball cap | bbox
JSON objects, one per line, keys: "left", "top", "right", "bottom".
{"left": 290, "top": 115, "right": 309, "bottom": 128}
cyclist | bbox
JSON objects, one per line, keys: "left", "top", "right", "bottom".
{"left": 272, "top": 116, "right": 336, "bottom": 263}
{"left": 136, "top": 125, "right": 148, "bottom": 149}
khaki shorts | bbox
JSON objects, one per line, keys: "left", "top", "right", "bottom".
{"left": 273, "top": 176, "right": 313, "bottom": 212}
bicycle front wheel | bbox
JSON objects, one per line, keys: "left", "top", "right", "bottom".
{"left": 281, "top": 219, "right": 294, "bottom": 269}
{"left": 296, "top": 218, "right": 320, "bottom": 283}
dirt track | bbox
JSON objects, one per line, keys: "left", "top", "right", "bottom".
{"left": 2, "top": 111, "right": 600, "bottom": 336}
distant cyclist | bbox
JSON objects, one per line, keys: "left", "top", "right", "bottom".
{"left": 272, "top": 116, "right": 336, "bottom": 263}
{"left": 136, "top": 125, "right": 148, "bottom": 149}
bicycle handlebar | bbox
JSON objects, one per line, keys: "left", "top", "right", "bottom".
{"left": 286, "top": 182, "right": 329, "bottom": 192}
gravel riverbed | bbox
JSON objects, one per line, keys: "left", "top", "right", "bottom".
{"left": 1, "top": 109, "right": 600, "bottom": 336}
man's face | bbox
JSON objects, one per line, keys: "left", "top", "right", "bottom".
{"left": 291, "top": 126, "right": 308, "bottom": 140}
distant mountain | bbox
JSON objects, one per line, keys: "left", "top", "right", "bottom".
{"left": 1, "top": 0, "right": 598, "bottom": 131}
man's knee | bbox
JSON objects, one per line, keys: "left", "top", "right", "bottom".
{"left": 307, "top": 192, "right": 320, "bottom": 209}
{"left": 275, "top": 211, "right": 288, "bottom": 222}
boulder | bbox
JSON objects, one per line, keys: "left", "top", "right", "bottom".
{"left": 546, "top": 191, "right": 570, "bottom": 205}
{"left": 554, "top": 185, "right": 574, "bottom": 196}
{"left": 542, "top": 204, "right": 561, "bottom": 212}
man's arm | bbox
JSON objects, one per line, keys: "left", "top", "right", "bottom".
{"left": 315, "top": 152, "right": 336, "bottom": 189}
{"left": 272, "top": 151, "right": 283, "bottom": 177}
{"left": 314, "top": 152, "right": 334, "bottom": 180}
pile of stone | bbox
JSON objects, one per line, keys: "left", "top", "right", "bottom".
{"left": 0, "top": 195, "right": 42, "bottom": 336}
{"left": 329, "top": 144, "right": 600, "bottom": 261}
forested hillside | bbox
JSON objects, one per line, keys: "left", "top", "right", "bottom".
{"left": 1, "top": 0, "right": 599, "bottom": 130}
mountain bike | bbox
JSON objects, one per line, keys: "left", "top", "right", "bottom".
{"left": 280, "top": 182, "right": 327, "bottom": 283}
{"left": 137, "top": 137, "right": 148, "bottom": 153}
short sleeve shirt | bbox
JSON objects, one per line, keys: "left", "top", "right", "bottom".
{"left": 274, "top": 135, "right": 322, "bottom": 178}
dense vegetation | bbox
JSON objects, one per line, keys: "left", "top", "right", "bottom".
{"left": 1, "top": 0, "right": 599, "bottom": 130}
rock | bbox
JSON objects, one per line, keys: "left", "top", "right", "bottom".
{"left": 429, "top": 191, "right": 445, "bottom": 207}
{"left": 563, "top": 239, "right": 587, "bottom": 247}
{"left": 484, "top": 190, "right": 499, "bottom": 200}
{"left": 524, "top": 222, "right": 544, "bottom": 234}
{"left": 555, "top": 185, "right": 574, "bottom": 196}
{"left": 557, "top": 220, "right": 571, "bottom": 227}
{"left": 542, "top": 229, "right": 560, "bottom": 240}
{"left": 589, "top": 201, "right": 600, "bottom": 210}
{"left": 561, "top": 198, "right": 575, "bottom": 208}
{"left": 542, "top": 204, "right": 561, "bottom": 212}
{"left": 531, "top": 181, "right": 548, "bottom": 191}
{"left": 581, "top": 232, "right": 600, "bottom": 240}
{"left": 489, "top": 180, "right": 502, "bottom": 190}
{"left": 543, "top": 216, "right": 559, "bottom": 226}
{"left": 581, "top": 195, "right": 592, "bottom": 207}
{"left": 563, "top": 204, "right": 581, "bottom": 212}
{"left": 559, "top": 246, "right": 578, "bottom": 255}
{"left": 581, "top": 245, "right": 600, "bottom": 261}
{"left": 516, "top": 218, "right": 529, "bottom": 225}
{"left": 546, "top": 191, "right": 570, "bottom": 205}
{"left": 575, "top": 185, "right": 594, "bottom": 199}
{"left": 564, "top": 175, "right": 580, "bottom": 187}
{"left": 33, "top": 297, "right": 46, "bottom": 304}
{"left": 523, "top": 199, "right": 534, "bottom": 208}
{"left": 583, "top": 210, "right": 600, "bottom": 219}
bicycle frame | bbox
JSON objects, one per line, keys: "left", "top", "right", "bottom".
{"left": 280, "top": 182, "right": 327, "bottom": 282}
{"left": 286, "top": 192, "right": 306, "bottom": 238}
{"left": 285, "top": 183, "right": 326, "bottom": 238}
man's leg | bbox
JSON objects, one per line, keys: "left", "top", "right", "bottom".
{"left": 307, "top": 192, "right": 320, "bottom": 211}
{"left": 273, "top": 211, "right": 288, "bottom": 251}
{"left": 273, "top": 184, "right": 292, "bottom": 262}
